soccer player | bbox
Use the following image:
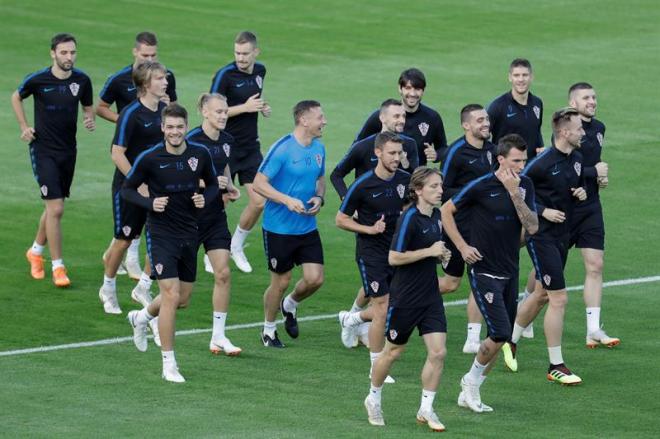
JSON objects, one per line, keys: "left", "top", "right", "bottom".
{"left": 506, "top": 107, "right": 587, "bottom": 385}
{"left": 336, "top": 132, "right": 411, "bottom": 382}
{"left": 364, "top": 167, "right": 450, "bottom": 431}
{"left": 96, "top": 31, "right": 178, "bottom": 278}
{"left": 124, "top": 103, "right": 219, "bottom": 383}
{"left": 98, "top": 61, "right": 168, "bottom": 314}
{"left": 440, "top": 104, "right": 495, "bottom": 354}
{"left": 210, "top": 31, "right": 271, "bottom": 273}
{"left": 13, "top": 33, "right": 95, "bottom": 288}
{"left": 186, "top": 93, "right": 242, "bottom": 355}
{"left": 253, "top": 100, "right": 326, "bottom": 348}
{"left": 442, "top": 134, "right": 538, "bottom": 413}
{"left": 356, "top": 68, "right": 447, "bottom": 165}
{"left": 567, "top": 83, "right": 619, "bottom": 348}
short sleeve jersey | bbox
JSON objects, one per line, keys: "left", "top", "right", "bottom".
{"left": 452, "top": 173, "right": 536, "bottom": 277}
{"left": 258, "top": 134, "right": 325, "bottom": 235}
{"left": 210, "top": 62, "right": 266, "bottom": 153}
{"left": 17, "top": 67, "right": 93, "bottom": 152}
{"left": 389, "top": 207, "right": 444, "bottom": 308}
{"left": 99, "top": 65, "right": 177, "bottom": 113}
{"left": 488, "top": 91, "right": 544, "bottom": 159}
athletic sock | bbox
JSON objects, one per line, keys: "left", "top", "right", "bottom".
{"left": 31, "top": 241, "right": 44, "bottom": 255}
{"left": 263, "top": 321, "right": 277, "bottom": 338}
{"left": 586, "top": 307, "right": 601, "bottom": 334}
{"left": 138, "top": 272, "right": 152, "bottom": 290}
{"left": 161, "top": 350, "right": 176, "bottom": 367}
{"left": 369, "top": 384, "right": 382, "bottom": 405}
{"left": 346, "top": 311, "right": 365, "bottom": 327}
{"left": 350, "top": 299, "right": 365, "bottom": 313}
{"left": 52, "top": 259, "right": 64, "bottom": 270}
{"left": 283, "top": 294, "right": 299, "bottom": 313}
{"left": 467, "top": 358, "right": 487, "bottom": 384}
{"left": 212, "top": 311, "right": 227, "bottom": 340}
{"left": 548, "top": 346, "right": 564, "bottom": 366}
{"left": 511, "top": 323, "right": 526, "bottom": 343}
{"left": 370, "top": 351, "right": 381, "bottom": 370}
{"left": 127, "top": 238, "right": 140, "bottom": 257}
{"left": 467, "top": 323, "right": 482, "bottom": 342}
{"left": 420, "top": 389, "right": 436, "bottom": 412}
{"left": 231, "top": 226, "right": 251, "bottom": 251}
{"left": 103, "top": 275, "right": 116, "bottom": 289}
{"left": 136, "top": 308, "right": 154, "bottom": 325}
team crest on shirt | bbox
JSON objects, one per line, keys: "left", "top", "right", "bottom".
{"left": 543, "top": 274, "right": 552, "bottom": 286}
{"left": 396, "top": 184, "right": 405, "bottom": 199}
{"left": 315, "top": 153, "right": 323, "bottom": 168}
{"left": 155, "top": 263, "right": 163, "bottom": 275}
{"left": 69, "top": 82, "right": 80, "bottom": 96}
{"left": 418, "top": 122, "right": 429, "bottom": 136}
{"left": 574, "top": 162, "right": 582, "bottom": 176}
{"left": 256, "top": 75, "right": 263, "bottom": 89}
{"left": 389, "top": 329, "right": 398, "bottom": 340}
{"left": 518, "top": 186, "right": 527, "bottom": 200}
{"left": 485, "top": 292, "right": 494, "bottom": 304}
{"left": 122, "top": 226, "right": 132, "bottom": 237}
{"left": 188, "top": 157, "right": 199, "bottom": 172}
{"left": 40, "top": 185, "right": 48, "bottom": 196}
{"left": 533, "top": 105, "right": 541, "bottom": 119}
{"left": 487, "top": 151, "right": 493, "bottom": 165}
{"left": 370, "top": 281, "right": 380, "bottom": 293}
{"left": 270, "top": 258, "right": 277, "bottom": 269}
{"left": 222, "top": 143, "right": 231, "bottom": 157}
{"left": 596, "top": 132, "right": 604, "bottom": 147}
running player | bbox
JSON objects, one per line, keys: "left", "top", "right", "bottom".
{"left": 98, "top": 61, "right": 168, "bottom": 314}
{"left": 253, "top": 100, "right": 326, "bottom": 348}
{"left": 356, "top": 68, "right": 447, "bottom": 165}
{"left": 442, "top": 134, "right": 537, "bottom": 412}
{"left": 336, "top": 132, "right": 411, "bottom": 382}
{"left": 124, "top": 103, "right": 219, "bottom": 383}
{"left": 186, "top": 93, "right": 242, "bottom": 356}
{"left": 210, "top": 31, "right": 271, "bottom": 273}
{"left": 14, "top": 33, "right": 95, "bottom": 288}
{"left": 364, "top": 167, "right": 450, "bottom": 431}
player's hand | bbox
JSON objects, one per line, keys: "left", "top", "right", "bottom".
{"left": 217, "top": 175, "right": 229, "bottom": 190}
{"left": 192, "top": 192, "right": 205, "bottom": 208}
{"left": 542, "top": 208, "right": 565, "bottom": 223}
{"left": 305, "top": 196, "right": 323, "bottom": 215}
{"left": 83, "top": 115, "right": 95, "bottom": 132}
{"left": 571, "top": 187, "right": 587, "bottom": 201}
{"left": 20, "top": 126, "right": 36, "bottom": 142}
{"left": 496, "top": 167, "right": 520, "bottom": 194}
{"left": 400, "top": 151, "right": 410, "bottom": 169}
{"left": 284, "top": 196, "right": 306, "bottom": 214}
{"left": 535, "top": 147, "right": 545, "bottom": 155}
{"left": 244, "top": 93, "right": 265, "bottom": 113}
{"left": 261, "top": 103, "right": 272, "bottom": 118}
{"left": 424, "top": 143, "right": 437, "bottom": 162}
{"left": 597, "top": 176, "right": 609, "bottom": 189}
{"left": 227, "top": 186, "right": 241, "bottom": 201}
{"left": 595, "top": 161, "right": 608, "bottom": 177}
{"left": 370, "top": 214, "right": 386, "bottom": 235}
{"left": 153, "top": 196, "right": 168, "bottom": 212}
{"left": 435, "top": 241, "right": 451, "bottom": 265}
{"left": 138, "top": 183, "right": 149, "bottom": 197}
{"left": 459, "top": 244, "right": 483, "bottom": 265}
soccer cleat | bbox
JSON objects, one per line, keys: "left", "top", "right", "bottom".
{"left": 52, "top": 266, "right": 71, "bottom": 288}
{"left": 547, "top": 363, "right": 582, "bottom": 385}
{"left": 502, "top": 342, "right": 518, "bottom": 372}
{"left": 99, "top": 286, "right": 122, "bottom": 315}
{"left": 459, "top": 375, "right": 493, "bottom": 413}
{"left": 162, "top": 363, "right": 186, "bottom": 383}
{"left": 124, "top": 256, "right": 142, "bottom": 280}
{"left": 230, "top": 248, "right": 252, "bottom": 273}
{"left": 281, "top": 298, "right": 299, "bottom": 338}
{"left": 127, "top": 310, "right": 148, "bottom": 352}
{"left": 462, "top": 339, "right": 480, "bottom": 354}
{"left": 338, "top": 311, "right": 359, "bottom": 348}
{"left": 131, "top": 283, "right": 153, "bottom": 307}
{"left": 203, "top": 254, "right": 213, "bottom": 274}
{"left": 358, "top": 322, "right": 371, "bottom": 347}
{"left": 586, "top": 329, "right": 620, "bottom": 348}
{"left": 148, "top": 317, "right": 161, "bottom": 347}
{"left": 364, "top": 396, "right": 385, "bottom": 427}
{"left": 210, "top": 337, "right": 242, "bottom": 356}
{"left": 416, "top": 409, "right": 446, "bottom": 432}
{"left": 26, "top": 249, "right": 45, "bottom": 279}
{"left": 522, "top": 322, "right": 534, "bottom": 339}
{"left": 261, "top": 331, "right": 285, "bottom": 348}
{"left": 458, "top": 391, "right": 493, "bottom": 413}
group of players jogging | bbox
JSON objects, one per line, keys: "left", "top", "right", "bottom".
{"left": 13, "top": 30, "right": 619, "bottom": 432}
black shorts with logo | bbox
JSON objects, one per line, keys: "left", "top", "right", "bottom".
{"left": 356, "top": 247, "right": 393, "bottom": 298}
{"left": 29, "top": 145, "right": 76, "bottom": 200}
{"left": 468, "top": 269, "right": 517, "bottom": 342}
{"left": 526, "top": 236, "right": 569, "bottom": 291}
{"left": 112, "top": 188, "right": 147, "bottom": 240}
{"left": 198, "top": 208, "right": 231, "bottom": 252}
{"left": 263, "top": 229, "right": 324, "bottom": 274}
{"left": 147, "top": 231, "right": 198, "bottom": 282}
{"left": 569, "top": 201, "right": 605, "bottom": 251}
{"left": 385, "top": 300, "right": 447, "bottom": 345}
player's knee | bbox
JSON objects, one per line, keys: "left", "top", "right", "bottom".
{"left": 385, "top": 346, "right": 404, "bottom": 361}
{"left": 548, "top": 292, "right": 568, "bottom": 307}
{"left": 439, "top": 276, "right": 460, "bottom": 294}
{"left": 304, "top": 271, "right": 324, "bottom": 290}
{"left": 585, "top": 257, "right": 604, "bottom": 275}
{"left": 213, "top": 266, "right": 231, "bottom": 284}
{"left": 428, "top": 346, "right": 447, "bottom": 363}
{"left": 273, "top": 275, "right": 291, "bottom": 294}
{"left": 177, "top": 298, "right": 189, "bottom": 308}
{"left": 47, "top": 202, "right": 65, "bottom": 218}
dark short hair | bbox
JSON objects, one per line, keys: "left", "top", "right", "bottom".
{"left": 132, "top": 60, "right": 167, "bottom": 95}
{"left": 51, "top": 33, "right": 76, "bottom": 50}
{"left": 235, "top": 31, "right": 258, "bottom": 47}
{"left": 460, "top": 104, "right": 484, "bottom": 124}
{"left": 161, "top": 103, "right": 188, "bottom": 123}
{"left": 375, "top": 131, "right": 403, "bottom": 150}
{"left": 509, "top": 58, "right": 532, "bottom": 72}
{"left": 135, "top": 32, "right": 158, "bottom": 48}
{"left": 496, "top": 134, "right": 527, "bottom": 157}
{"left": 379, "top": 98, "right": 403, "bottom": 115}
{"left": 568, "top": 82, "right": 594, "bottom": 98}
{"left": 551, "top": 107, "right": 580, "bottom": 134}
{"left": 293, "top": 100, "right": 321, "bottom": 124}
{"left": 398, "top": 68, "right": 426, "bottom": 90}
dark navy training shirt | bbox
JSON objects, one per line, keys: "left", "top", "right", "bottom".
{"left": 99, "top": 65, "right": 177, "bottom": 113}
{"left": 488, "top": 91, "right": 544, "bottom": 159}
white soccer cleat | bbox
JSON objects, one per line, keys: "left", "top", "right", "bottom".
{"left": 522, "top": 322, "right": 534, "bottom": 339}
{"left": 462, "top": 339, "right": 480, "bottom": 354}
{"left": 416, "top": 409, "right": 446, "bottom": 432}
{"left": 148, "top": 317, "right": 161, "bottom": 347}
{"left": 131, "top": 283, "right": 153, "bottom": 307}
{"left": 99, "top": 286, "right": 122, "bottom": 315}
{"left": 124, "top": 256, "right": 142, "bottom": 280}
{"left": 230, "top": 248, "right": 252, "bottom": 273}
{"left": 459, "top": 375, "right": 492, "bottom": 413}
{"left": 338, "top": 311, "right": 359, "bottom": 348}
{"left": 458, "top": 390, "right": 493, "bottom": 413}
{"left": 209, "top": 337, "right": 242, "bottom": 356}
{"left": 586, "top": 328, "right": 620, "bottom": 348}
{"left": 358, "top": 322, "right": 371, "bottom": 348}
{"left": 127, "top": 310, "right": 148, "bottom": 352}
{"left": 203, "top": 254, "right": 213, "bottom": 274}
{"left": 162, "top": 363, "right": 186, "bottom": 383}
{"left": 364, "top": 396, "right": 385, "bottom": 426}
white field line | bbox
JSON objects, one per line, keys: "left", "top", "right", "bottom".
{"left": 1, "top": 275, "right": 658, "bottom": 358}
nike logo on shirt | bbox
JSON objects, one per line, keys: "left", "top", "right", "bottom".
{"left": 490, "top": 192, "right": 501, "bottom": 197}
{"left": 127, "top": 86, "right": 136, "bottom": 92}
{"left": 144, "top": 122, "right": 153, "bottom": 127}
{"left": 370, "top": 157, "right": 378, "bottom": 162}
{"left": 469, "top": 159, "right": 478, "bottom": 164}
{"left": 372, "top": 192, "right": 383, "bottom": 198}
{"left": 422, "top": 228, "right": 430, "bottom": 234}
{"left": 159, "top": 164, "right": 170, "bottom": 169}
{"left": 236, "top": 82, "right": 246, "bottom": 88}
{"left": 43, "top": 87, "right": 55, "bottom": 92}
{"left": 552, "top": 170, "right": 561, "bottom": 175}
{"left": 507, "top": 112, "right": 517, "bottom": 118}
